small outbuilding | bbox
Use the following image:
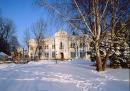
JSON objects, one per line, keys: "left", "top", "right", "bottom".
{"left": 0, "top": 52, "right": 12, "bottom": 63}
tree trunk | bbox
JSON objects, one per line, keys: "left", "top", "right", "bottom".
{"left": 95, "top": 42, "right": 103, "bottom": 71}
{"left": 102, "top": 49, "right": 112, "bottom": 71}
{"left": 102, "top": 60, "right": 106, "bottom": 71}
{"left": 94, "top": 0, "right": 103, "bottom": 71}
{"left": 34, "top": 45, "right": 38, "bottom": 61}
{"left": 38, "top": 47, "right": 41, "bottom": 60}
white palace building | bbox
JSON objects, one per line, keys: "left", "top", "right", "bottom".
{"left": 28, "top": 30, "right": 91, "bottom": 60}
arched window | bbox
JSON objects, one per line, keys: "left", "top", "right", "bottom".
{"left": 71, "top": 43, "right": 75, "bottom": 48}
{"left": 44, "top": 45, "right": 48, "bottom": 49}
{"left": 60, "top": 42, "right": 63, "bottom": 49}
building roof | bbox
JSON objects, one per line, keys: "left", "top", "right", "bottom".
{"left": 0, "top": 52, "right": 8, "bottom": 56}
{"left": 55, "top": 30, "right": 68, "bottom": 37}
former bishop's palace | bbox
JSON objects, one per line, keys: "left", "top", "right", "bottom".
{"left": 28, "top": 29, "right": 91, "bottom": 60}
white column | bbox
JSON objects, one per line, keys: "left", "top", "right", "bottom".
{"left": 78, "top": 47, "right": 80, "bottom": 58}
{"left": 76, "top": 45, "right": 78, "bottom": 59}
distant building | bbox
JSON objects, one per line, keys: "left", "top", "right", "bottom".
{"left": 28, "top": 30, "right": 91, "bottom": 60}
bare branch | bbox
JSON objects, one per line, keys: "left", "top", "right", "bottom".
{"left": 101, "top": 0, "right": 109, "bottom": 20}
{"left": 73, "top": 0, "right": 94, "bottom": 36}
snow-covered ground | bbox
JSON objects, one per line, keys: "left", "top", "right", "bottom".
{"left": 0, "top": 59, "right": 129, "bottom": 91}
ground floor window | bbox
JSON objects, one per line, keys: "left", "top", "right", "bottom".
{"left": 52, "top": 52, "right": 55, "bottom": 58}
{"left": 80, "top": 52, "right": 86, "bottom": 58}
{"left": 45, "top": 52, "right": 49, "bottom": 58}
{"left": 71, "top": 52, "right": 76, "bottom": 58}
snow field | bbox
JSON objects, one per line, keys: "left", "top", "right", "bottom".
{"left": 0, "top": 60, "right": 129, "bottom": 91}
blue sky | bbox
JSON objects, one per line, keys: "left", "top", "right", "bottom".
{"left": 0, "top": 0, "right": 62, "bottom": 47}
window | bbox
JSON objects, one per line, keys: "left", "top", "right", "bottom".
{"left": 52, "top": 52, "right": 55, "bottom": 58}
{"left": 60, "top": 42, "right": 64, "bottom": 49}
{"left": 80, "top": 43, "right": 85, "bottom": 48}
{"left": 71, "top": 52, "right": 76, "bottom": 58}
{"left": 80, "top": 52, "right": 85, "bottom": 58}
{"left": 70, "top": 43, "right": 74, "bottom": 48}
{"left": 45, "top": 52, "right": 49, "bottom": 57}
{"left": 52, "top": 45, "right": 55, "bottom": 49}
{"left": 80, "top": 43, "right": 83, "bottom": 48}
{"left": 45, "top": 45, "right": 49, "bottom": 49}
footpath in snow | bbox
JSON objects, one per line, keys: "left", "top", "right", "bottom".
{"left": 0, "top": 59, "right": 129, "bottom": 91}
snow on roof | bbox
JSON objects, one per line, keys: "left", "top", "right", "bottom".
{"left": 55, "top": 30, "right": 68, "bottom": 36}
{"left": 0, "top": 52, "right": 8, "bottom": 56}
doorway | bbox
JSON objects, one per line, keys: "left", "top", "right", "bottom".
{"left": 60, "top": 52, "right": 64, "bottom": 60}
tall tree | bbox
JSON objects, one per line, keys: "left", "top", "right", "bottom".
{"left": 31, "top": 19, "right": 47, "bottom": 60}
{"left": 24, "top": 28, "right": 30, "bottom": 53}
{"left": 0, "top": 16, "right": 19, "bottom": 55}
{"left": 36, "top": 0, "right": 130, "bottom": 71}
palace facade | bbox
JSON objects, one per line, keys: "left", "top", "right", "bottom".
{"left": 28, "top": 30, "right": 91, "bottom": 60}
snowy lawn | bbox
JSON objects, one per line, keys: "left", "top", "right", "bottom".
{"left": 0, "top": 60, "right": 129, "bottom": 91}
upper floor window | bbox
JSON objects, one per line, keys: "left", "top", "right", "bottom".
{"left": 60, "top": 42, "right": 64, "bottom": 49}
{"left": 80, "top": 43, "right": 83, "bottom": 48}
{"left": 45, "top": 45, "right": 49, "bottom": 49}
{"left": 52, "top": 45, "right": 55, "bottom": 49}
{"left": 80, "top": 43, "right": 85, "bottom": 48}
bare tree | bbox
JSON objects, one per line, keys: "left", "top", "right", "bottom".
{"left": 24, "top": 28, "right": 30, "bottom": 53}
{"left": 31, "top": 19, "right": 47, "bottom": 60}
{"left": 0, "top": 16, "right": 19, "bottom": 55}
{"left": 36, "top": 0, "right": 130, "bottom": 71}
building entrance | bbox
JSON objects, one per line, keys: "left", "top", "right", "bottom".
{"left": 60, "top": 52, "right": 64, "bottom": 60}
